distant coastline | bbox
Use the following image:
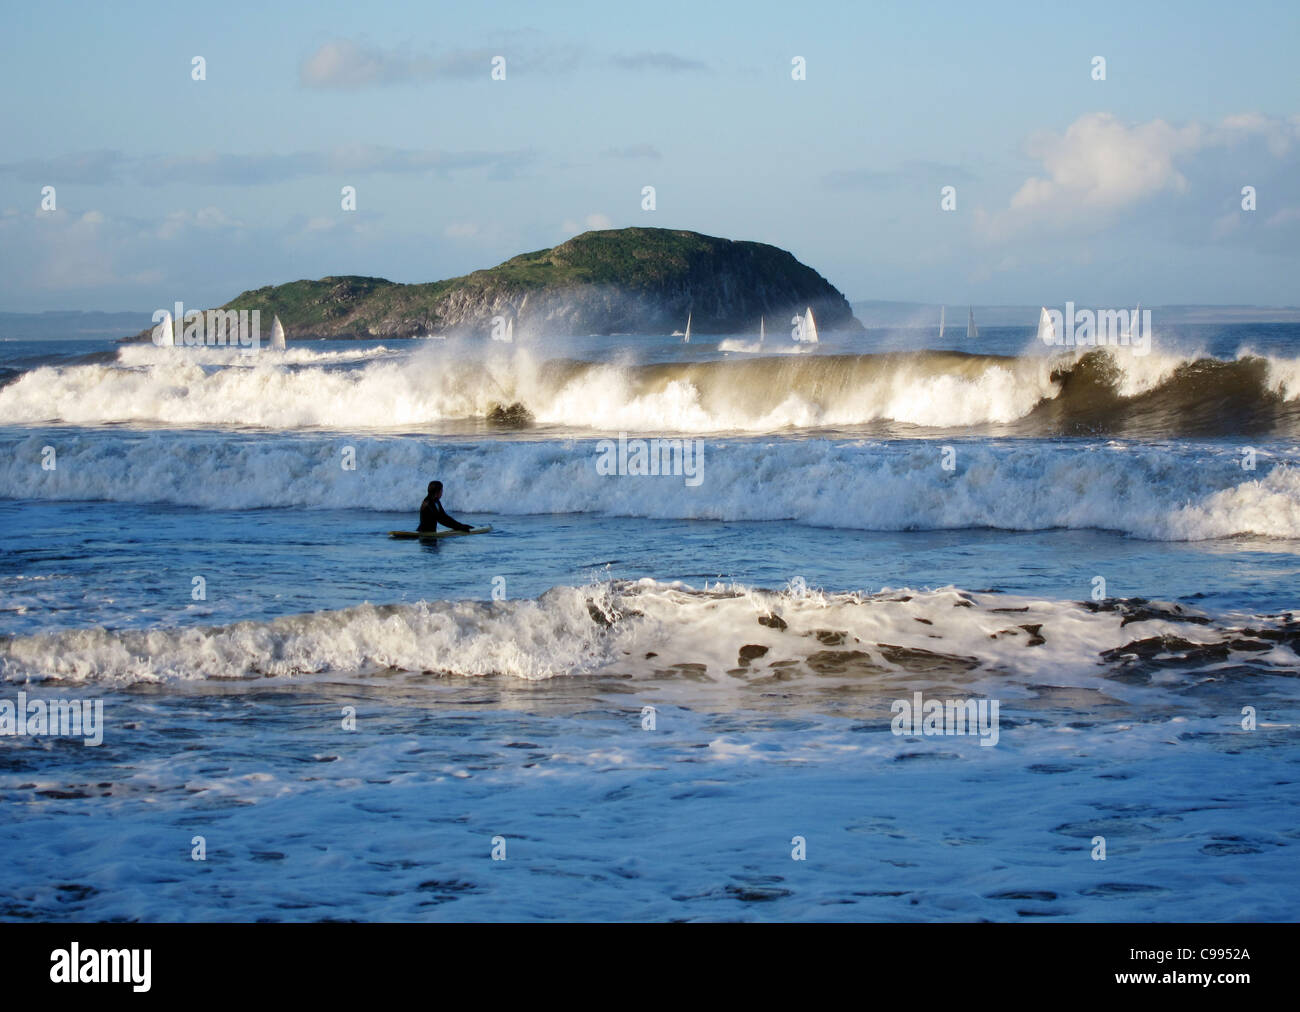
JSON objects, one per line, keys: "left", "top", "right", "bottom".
{"left": 4, "top": 303, "right": 1300, "bottom": 343}
{"left": 850, "top": 301, "right": 1300, "bottom": 328}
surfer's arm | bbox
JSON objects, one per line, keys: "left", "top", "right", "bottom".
{"left": 434, "top": 503, "right": 473, "bottom": 532}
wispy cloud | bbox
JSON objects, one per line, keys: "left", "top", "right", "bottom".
{"left": 299, "top": 40, "right": 503, "bottom": 88}
{"left": 604, "top": 144, "right": 662, "bottom": 160}
{"left": 560, "top": 213, "right": 613, "bottom": 236}
{"left": 0, "top": 146, "right": 538, "bottom": 187}
{"left": 0, "top": 150, "right": 128, "bottom": 185}
{"left": 0, "top": 207, "right": 171, "bottom": 293}
{"left": 823, "top": 160, "right": 979, "bottom": 190}
{"left": 0, "top": 202, "right": 384, "bottom": 304}
{"left": 298, "top": 39, "right": 708, "bottom": 89}
{"left": 609, "top": 51, "right": 707, "bottom": 73}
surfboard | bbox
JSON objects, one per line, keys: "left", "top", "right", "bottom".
{"left": 388, "top": 526, "right": 493, "bottom": 540}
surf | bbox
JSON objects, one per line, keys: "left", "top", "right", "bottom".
{"left": 2, "top": 579, "right": 1294, "bottom": 692}
{"left": 4, "top": 430, "right": 1300, "bottom": 540}
{"left": 2, "top": 339, "right": 1300, "bottom": 437}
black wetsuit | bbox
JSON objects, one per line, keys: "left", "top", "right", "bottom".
{"left": 418, "top": 496, "right": 472, "bottom": 533}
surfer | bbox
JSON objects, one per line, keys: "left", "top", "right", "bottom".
{"left": 418, "top": 481, "right": 474, "bottom": 534}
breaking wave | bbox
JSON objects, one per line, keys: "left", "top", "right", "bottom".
{"left": 3, "top": 431, "right": 1300, "bottom": 540}
{"left": 2, "top": 579, "right": 1296, "bottom": 690}
{"left": 2, "top": 343, "right": 1299, "bottom": 436}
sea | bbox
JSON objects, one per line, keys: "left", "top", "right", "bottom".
{"left": 1, "top": 320, "right": 1297, "bottom": 921}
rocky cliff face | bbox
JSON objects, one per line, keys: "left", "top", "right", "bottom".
{"left": 127, "top": 228, "right": 863, "bottom": 341}
{"left": 473, "top": 228, "right": 863, "bottom": 337}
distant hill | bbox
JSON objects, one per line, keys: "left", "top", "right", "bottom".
{"left": 123, "top": 228, "right": 863, "bottom": 342}
{"left": 851, "top": 300, "right": 1300, "bottom": 328}
{"left": 0, "top": 310, "right": 155, "bottom": 341}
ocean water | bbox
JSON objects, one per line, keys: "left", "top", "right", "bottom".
{"left": 1, "top": 323, "right": 1298, "bottom": 921}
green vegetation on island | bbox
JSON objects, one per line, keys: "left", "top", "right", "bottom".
{"left": 127, "top": 228, "right": 863, "bottom": 341}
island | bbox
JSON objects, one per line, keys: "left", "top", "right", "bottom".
{"left": 125, "top": 228, "right": 864, "bottom": 341}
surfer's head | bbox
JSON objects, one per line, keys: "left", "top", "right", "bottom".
{"left": 428, "top": 480, "right": 443, "bottom": 499}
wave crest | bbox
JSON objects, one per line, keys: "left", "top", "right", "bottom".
{"left": 4, "top": 580, "right": 1295, "bottom": 690}
{"left": 3, "top": 432, "right": 1299, "bottom": 540}
{"left": 3, "top": 344, "right": 1297, "bottom": 435}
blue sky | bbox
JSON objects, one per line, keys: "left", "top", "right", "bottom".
{"left": 2, "top": 0, "right": 1298, "bottom": 311}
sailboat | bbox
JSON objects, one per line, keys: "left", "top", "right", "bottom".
{"left": 683, "top": 311, "right": 691, "bottom": 344}
{"left": 1036, "top": 306, "right": 1056, "bottom": 345}
{"left": 759, "top": 316, "right": 765, "bottom": 346}
{"left": 803, "top": 307, "right": 819, "bottom": 343}
{"left": 939, "top": 305, "right": 945, "bottom": 339}
{"left": 270, "top": 315, "right": 286, "bottom": 351}
{"left": 1124, "top": 302, "right": 1141, "bottom": 341}
{"left": 967, "top": 307, "right": 978, "bottom": 338}
{"left": 154, "top": 310, "right": 175, "bottom": 347}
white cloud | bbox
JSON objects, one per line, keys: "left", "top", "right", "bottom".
{"left": 156, "top": 207, "right": 244, "bottom": 240}
{"left": 297, "top": 40, "right": 507, "bottom": 88}
{"left": 300, "top": 40, "right": 433, "bottom": 88}
{"left": 604, "top": 144, "right": 662, "bottom": 160}
{"left": 444, "top": 222, "right": 480, "bottom": 238}
{"left": 979, "top": 111, "right": 1300, "bottom": 240}
{"left": 1218, "top": 112, "right": 1296, "bottom": 158}
{"left": 1265, "top": 207, "right": 1300, "bottom": 228}
{"left": 561, "top": 213, "right": 612, "bottom": 235}
{"left": 298, "top": 39, "right": 705, "bottom": 89}
{"left": 5, "top": 208, "right": 146, "bottom": 290}
{"left": 193, "top": 207, "right": 242, "bottom": 228}
{"left": 3, "top": 146, "right": 535, "bottom": 187}
{"left": 610, "top": 52, "right": 707, "bottom": 73}
{"left": 1010, "top": 113, "right": 1201, "bottom": 213}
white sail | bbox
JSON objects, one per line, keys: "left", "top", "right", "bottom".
{"left": 803, "top": 307, "right": 819, "bottom": 343}
{"left": 1036, "top": 306, "right": 1055, "bottom": 344}
{"left": 153, "top": 310, "right": 175, "bottom": 347}
{"left": 270, "top": 315, "right": 286, "bottom": 351}
{"left": 939, "top": 305, "right": 945, "bottom": 339}
{"left": 967, "top": 307, "right": 978, "bottom": 338}
{"left": 683, "top": 311, "right": 691, "bottom": 344}
{"left": 1120, "top": 302, "right": 1141, "bottom": 340}
{"left": 760, "top": 316, "right": 765, "bottom": 345}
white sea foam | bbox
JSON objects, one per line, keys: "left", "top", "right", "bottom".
{"left": 4, "top": 342, "right": 1298, "bottom": 432}
{"left": 115, "top": 343, "right": 401, "bottom": 368}
{"left": 4, "top": 579, "right": 1287, "bottom": 689}
{"left": 3, "top": 432, "right": 1298, "bottom": 540}
{"left": 717, "top": 339, "right": 810, "bottom": 355}
{"left": 0, "top": 344, "right": 1060, "bottom": 431}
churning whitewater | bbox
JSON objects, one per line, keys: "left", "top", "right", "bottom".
{"left": 4, "top": 579, "right": 1297, "bottom": 690}
{"left": 2, "top": 340, "right": 1299, "bottom": 435}
{"left": 2, "top": 429, "right": 1299, "bottom": 540}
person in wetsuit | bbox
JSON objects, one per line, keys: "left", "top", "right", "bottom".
{"left": 418, "top": 480, "right": 473, "bottom": 533}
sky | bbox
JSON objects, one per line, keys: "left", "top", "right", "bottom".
{"left": 1, "top": 0, "right": 1298, "bottom": 312}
